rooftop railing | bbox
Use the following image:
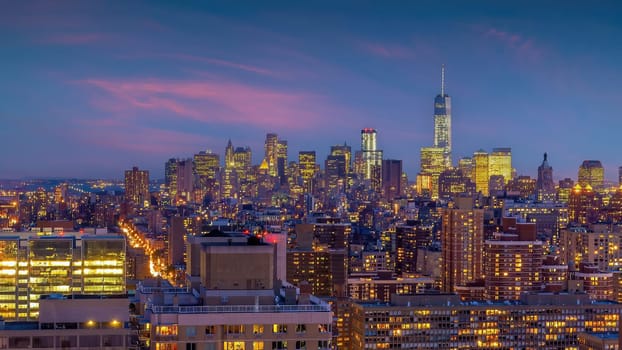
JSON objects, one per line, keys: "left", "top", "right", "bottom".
{"left": 150, "top": 303, "right": 330, "bottom": 314}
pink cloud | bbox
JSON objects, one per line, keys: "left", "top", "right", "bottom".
{"left": 358, "top": 41, "right": 417, "bottom": 59}
{"left": 483, "top": 28, "right": 543, "bottom": 62}
{"left": 79, "top": 77, "right": 340, "bottom": 130}
{"left": 159, "top": 53, "right": 277, "bottom": 77}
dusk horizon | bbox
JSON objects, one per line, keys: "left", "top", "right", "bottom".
{"left": 1, "top": 1, "right": 621, "bottom": 182}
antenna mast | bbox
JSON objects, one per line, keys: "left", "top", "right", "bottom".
{"left": 441, "top": 64, "right": 446, "bottom": 96}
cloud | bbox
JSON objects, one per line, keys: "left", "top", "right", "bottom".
{"left": 483, "top": 27, "right": 543, "bottom": 62}
{"left": 79, "top": 76, "right": 341, "bottom": 130}
{"left": 150, "top": 53, "right": 278, "bottom": 77}
{"left": 358, "top": 41, "right": 417, "bottom": 59}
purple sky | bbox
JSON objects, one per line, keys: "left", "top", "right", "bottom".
{"left": 1, "top": 1, "right": 621, "bottom": 182}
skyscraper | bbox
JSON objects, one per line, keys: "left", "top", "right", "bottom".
{"left": 277, "top": 140, "right": 288, "bottom": 182}
{"left": 382, "top": 159, "right": 402, "bottom": 201}
{"left": 194, "top": 151, "right": 220, "bottom": 202}
{"left": 419, "top": 147, "right": 445, "bottom": 199}
{"left": 488, "top": 147, "right": 512, "bottom": 185}
{"left": 536, "top": 153, "right": 555, "bottom": 201}
{"left": 124, "top": 166, "right": 149, "bottom": 207}
{"left": 224, "top": 139, "right": 235, "bottom": 169}
{"left": 330, "top": 143, "right": 352, "bottom": 176}
{"left": 578, "top": 160, "right": 605, "bottom": 191}
{"left": 360, "top": 128, "right": 383, "bottom": 178}
{"left": 194, "top": 151, "right": 220, "bottom": 180}
{"left": 473, "top": 150, "right": 489, "bottom": 196}
{"left": 164, "top": 158, "right": 178, "bottom": 198}
{"left": 434, "top": 65, "right": 452, "bottom": 168}
{"left": 264, "top": 133, "right": 279, "bottom": 177}
{"left": 325, "top": 154, "right": 346, "bottom": 193}
{"left": 619, "top": 166, "right": 622, "bottom": 186}
{"left": 176, "top": 159, "right": 195, "bottom": 202}
{"left": 299, "top": 151, "right": 317, "bottom": 192}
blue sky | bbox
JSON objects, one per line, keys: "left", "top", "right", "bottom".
{"left": 1, "top": 1, "right": 621, "bottom": 181}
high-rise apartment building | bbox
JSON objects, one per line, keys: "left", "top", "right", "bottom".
{"left": 484, "top": 219, "right": 544, "bottom": 301}
{"left": 395, "top": 221, "right": 434, "bottom": 276}
{"left": 441, "top": 208, "right": 485, "bottom": 294}
{"left": 124, "top": 166, "right": 149, "bottom": 207}
{"left": 578, "top": 160, "right": 605, "bottom": 191}
{"left": 488, "top": 147, "right": 512, "bottom": 185}
{"left": 536, "top": 152, "right": 555, "bottom": 201}
{"left": 472, "top": 150, "right": 489, "bottom": 196}
{"left": 560, "top": 225, "right": 622, "bottom": 272}
{"left": 433, "top": 65, "right": 452, "bottom": 168}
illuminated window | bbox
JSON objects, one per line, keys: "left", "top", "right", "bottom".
{"left": 156, "top": 325, "right": 178, "bottom": 336}
{"left": 272, "top": 324, "right": 287, "bottom": 334}
{"left": 224, "top": 341, "right": 245, "bottom": 350}
{"left": 253, "top": 324, "right": 264, "bottom": 334}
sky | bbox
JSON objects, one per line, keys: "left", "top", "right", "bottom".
{"left": 1, "top": 1, "right": 621, "bottom": 181}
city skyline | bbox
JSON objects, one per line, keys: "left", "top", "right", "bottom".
{"left": 1, "top": 1, "right": 621, "bottom": 181}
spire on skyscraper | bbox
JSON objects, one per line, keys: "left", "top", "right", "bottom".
{"left": 441, "top": 64, "right": 445, "bottom": 96}
{"left": 433, "top": 64, "right": 452, "bottom": 168}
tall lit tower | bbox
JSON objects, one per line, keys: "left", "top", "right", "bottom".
{"left": 473, "top": 150, "right": 489, "bottom": 196}
{"left": 264, "top": 133, "right": 279, "bottom": 177}
{"left": 434, "top": 65, "right": 452, "bottom": 168}
{"left": 360, "top": 128, "right": 383, "bottom": 180}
